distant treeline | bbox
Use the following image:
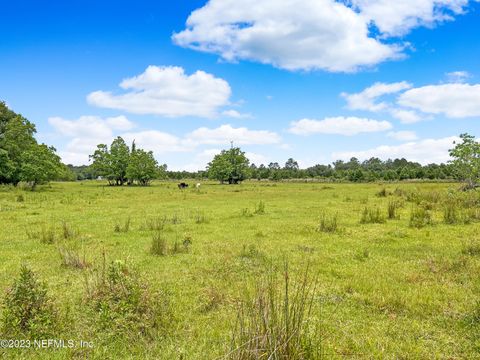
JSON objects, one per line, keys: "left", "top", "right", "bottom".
{"left": 69, "top": 157, "right": 454, "bottom": 182}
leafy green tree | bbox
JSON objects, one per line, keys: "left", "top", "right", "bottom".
{"left": 207, "top": 147, "right": 250, "bottom": 184}
{"left": 126, "top": 149, "right": 158, "bottom": 186}
{"left": 90, "top": 137, "right": 131, "bottom": 185}
{"left": 20, "top": 144, "right": 63, "bottom": 190}
{"left": 449, "top": 133, "right": 480, "bottom": 189}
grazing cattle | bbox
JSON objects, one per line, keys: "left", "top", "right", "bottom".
{"left": 178, "top": 182, "right": 189, "bottom": 189}
{"left": 196, "top": 183, "right": 201, "bottom": 189}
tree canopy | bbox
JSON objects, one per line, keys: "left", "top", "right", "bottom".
{"left": 89, "top": 137, "right": 160, "bottom": 186}
{"left": 449, "top": 133, "right": 480, "bottom": 189}
{"left": 207, "top": 147, "right": 250, "bottom": 184}
{"left": 0, "top": 102, "right": 64, "bottom": 188}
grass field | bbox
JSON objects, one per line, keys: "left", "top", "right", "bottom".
{"left": 0, "top": 181, "right": 479, "bottom": 359}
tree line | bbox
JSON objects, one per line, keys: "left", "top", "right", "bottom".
{"left": 2, "top": 102, "right": 478, "bottom": 188}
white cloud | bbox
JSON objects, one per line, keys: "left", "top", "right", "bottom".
{"left": 121, "top": 131, "right": 187, "bottom": 154}
{"left": 48, "top": 115, "right": 134, "bottom": 138}
{"left": 173, "top": 0, "right": 476, "bottom": 72}
{"left": 342, "top": 81, "right": 412, "bottom": 111}
{"left": 288, "top": 117, "right": 392, "bottom": 136}
{"left": 222, "top": 109, "right": 253, "bottom": 119}
{"left": 387, "top": 130, "right": 418, "bottom": 141}
{"left": 445, "top": 70, "right": 471, "bottom": 83}
{"left": 87, "top": 66, "right": 232, "bottom": 118}
{"left": 246, "top": 152, "right": 269, "bottom": 166}
{"left": 350, "top": 0, "right": 472, "bottom": 36}
{"left": 185, "top": 124, "right": 281, "bottom": 145}
{"left": 333, "top": 136, "right": 459, "bottom": 164}
{"left": 398, "top": 83, "right": 480, "bottom": 118}
{"left": 173, "top": 0, "right": 401, "bottom": 72}
{"left": 389, "top": 108, "right": 424, "bottom": 124}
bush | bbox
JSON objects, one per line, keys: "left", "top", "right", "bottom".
{"left": 360, "top": 207, "right": 386, "bottom": 224}
{"left": 318, "top": 213, "right": 339, "bottom": 233}
{"left": 84, "top": 260, "right": 170, "bottom": 336}
{"left": 1, "top": 265, "right": 57, "bottom": 337}
{"left": 228, "top": 263, "right": 319, "bottom": 359}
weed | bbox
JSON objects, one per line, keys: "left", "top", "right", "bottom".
{"left": 84, "top": 260, "right": 170, "bottom": 336}
{"left": 462, "top": 242, "right": 480, "bottom": 256}
{"left": 16, "top": 194, "right": 25, "bottom": 202}
{"left": 241, "top": 208, "right": 253, "bottom": 217}
{"left": 409, "top": 206, "right": 433, "bottom": 228}
{"left": 58, "top": 245, "right": 89, "bottom": 269}
{"left": 151, "top": 232, "right": 168, "bottom": 256}
{"left": 194, "top": 210, "right": 208, "bottom": 224}
{"left": 387, "top": 200, "right": 401, "bottom": 220}
{"left": 318, "top": 212, "right": 339, "bottom": 233}
{"left": 254, "top": 201, "right": 265, "bottom": 215}
{"left": 114, "top": 217, "right": 131, "bottom": 233}
{"left": 228, "top": 263, "right": 319, "bottom": 359}
{"left": 376, "top": 187, "right": 388, "bottom": 197}
{"left": 143, "top": 216, "right": 167, "bottom": 231}
{"left": 1, "top": 265, "right": 57, "bottom": 337}
{"left": 360, "top": 207, "right": 386, "bottom": 224}
{"left": 61, "top": 221, "right": 75, "bottom": 239}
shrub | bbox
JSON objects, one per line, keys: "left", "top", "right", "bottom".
{"left": 409, "top": 206, "right": 433, "bottom": 228}
{"left": 318, "top": 213, "right": 339, "bottom": 233}
{"left": 228, "top": 263, "right": 319, "bottom": 359}
{"left": 84, "top": 260, "right": 170, "bottom": 336}
{"left": 360, "top": 207, "right": 386, "bottom": 224}
{"left": 1, "top": 265, "right": 57, "bottom": 337}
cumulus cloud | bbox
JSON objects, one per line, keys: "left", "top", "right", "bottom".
{"left": 87, "top": 66, "right": 231, "bottom": 118}
{"left": 350, "top": 0, "right": 472, "bottom": 36}
{"left": 387, "top": 130, "right": 418, "bottom": 141}
{"left": 333, "top": 136, "right": 458, "bottom": 164}
{"left": 48, "top": 115, "right": 135, "bottom": 138}
{"left": 288, "top": 117, "right": 392, "bottom": 136}
{"left": 398, "top": 83, "right": 480, "bottom": 118}
{"left": 342, "top": 81, "right": 412, "bottom": 111}
{"left": 388, "top": 108, "right": 424, "bottom": 124}
{"left": 173, "top": 0, "right": 401, "bottom": 72}
{"left": 185, "top": 124, "right": 281, "bottom": 145}
{"left": 173, "top": 0, "right": 476, "bottom": 72}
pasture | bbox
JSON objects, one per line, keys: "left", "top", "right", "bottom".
{"left": 0, "top": 181, "right": 479, "bottom": 359}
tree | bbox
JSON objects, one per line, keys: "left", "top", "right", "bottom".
{"left": 207, "top": 147, "right": 250, "bottom": 184}
{"left": 19, "top": 144, "right": 63, "bottom": 190}
{"left": 449, "top": 133, "right": 480, "bottom": 189}
{"left": 126, "top": 149, "right": 158, "bottom": 186}
{"left": 90, "top": 137, "right": 131, "bottom": 185}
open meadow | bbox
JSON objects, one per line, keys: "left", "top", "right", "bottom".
{"left": 0, "top": 181, "right": 479, "bottom": 359}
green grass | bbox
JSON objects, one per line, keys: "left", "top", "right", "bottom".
{"left": 0, "top": 181, "right": 479, "bottom": 359}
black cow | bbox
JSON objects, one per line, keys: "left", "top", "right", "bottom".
{"left": 178, "top": 182, "right": 189, "bottom": 189}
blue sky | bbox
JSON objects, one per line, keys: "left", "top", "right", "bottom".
{"left": 1, "top": 0, "right": 480, "bottom": 170}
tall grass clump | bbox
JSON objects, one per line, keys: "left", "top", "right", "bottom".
{"left": 114, "top": 217, "right": 131, "bottom": 233}
{"left": 143, "top": 216, "right": 167, "bottom": 231}
{"left": 360, "top": 207, "right": 386, "bottom": 224}
{"left": 151, "top": 231, "right": 168, "bottom": 256}
{"left": 227, "top": 263, "right": 319, "bottom": 359}
{"left": 58, "top": 245, "right": 89, "bottom": 269}
{"left": 254, "top": 201, "right": 266, "bottom": 215}
{"left": 61, "top": 220, "right": 75, "bottom": 239}
{"left": 84, "top": 260, "right": 171, "bottom": 336}
{"left": 387, "top": 200, "right": 401, "bottom": 220}
{"left": 318, "top": 213, "right": 339, "bottom": 233}
{"left": 1, "top": 265, "right": 57, "bottom": 337}
{"left": 409, "top": 206, "right": 433, "bottom": 228}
